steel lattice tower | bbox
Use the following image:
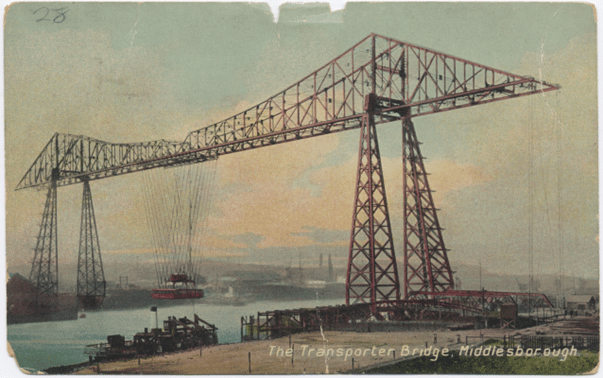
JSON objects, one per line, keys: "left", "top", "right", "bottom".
{"left": 347, "top": 111, "right": 401, "bottom": 306}
{"left": 29, "top": 174, "right": 59, "bottom": 299}
{"left": 17, "top": 34, "right": 558, "bottom": 311}
{"left": 76, "top": 179, "right": 106, "bottom": 309}
{"left": 402, "top": 117, "right": 454, "bottom": 296}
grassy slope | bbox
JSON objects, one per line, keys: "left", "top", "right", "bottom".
{"left": 365, "top": 351, "right": 599, "bottom": 375}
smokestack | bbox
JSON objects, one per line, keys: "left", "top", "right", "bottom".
{"left": 328, "top": 254, "right": 334, "bottom": 282}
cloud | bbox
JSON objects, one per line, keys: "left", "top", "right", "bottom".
{"left": 104, "top": 248, "right": 157, "bottom": 255}
{"left": 206, "top": 131, "right": 345, "bottom": 248}
{"left": 5, "top": 9, "right": 596, "bottom": 281}
{"left": 425, "top": 33, "right": 598, "bottom": 278}
{"left": 200, "top": 250, "right": 249, "bottom": 260}
{"left": 425, "top": 160, "right": 491, "bottom": 207}
{"left": 5, "top": 28, "right": 189, "bottom": 255}
{"left": 208, "top": 134, "right": 489, "bottom": 249}
{"left": 102, "top": 234, "right": 249, "bottom": 261}
{"left": 216, "top": 133, "right": 339, "bottom": 187}
{"left": 203, "top": 233, "right": 248, "bottom": 252}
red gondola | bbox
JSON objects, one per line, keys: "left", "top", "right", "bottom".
{"left": 151, "top": 273, "right": 204, "bottom": 299}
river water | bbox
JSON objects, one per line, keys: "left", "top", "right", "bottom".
{"left": 7, "top": 298, "right": 344, "bottom": 372}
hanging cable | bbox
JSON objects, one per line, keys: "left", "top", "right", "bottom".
{"left": 141, "top": 156, "right": 217, "bottom": 295}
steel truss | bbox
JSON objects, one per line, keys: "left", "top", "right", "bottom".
{"left": 346, "top": 111, "right": 400, "bottom": 306}
{"left": 17, "top": 34, "right": 557, "bottom": 191}
{"left": 76, "top": 179, "right": 106, "bottom": 309}
{"left": 29, "top": 174, "right": 59, "bottom": 300}
{"left": 408, "top": 289, "right": 554, "bottom": 310}
{"left": 402, "top": 117, "right": 454, "bottom": 296}
{"left": 17, "top": 34, "right": 559, "bottom": 310}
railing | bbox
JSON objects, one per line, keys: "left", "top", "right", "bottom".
{"left": 522, "top": 335, "right": 599, "bottom": 351}
{"left": 84, "top": 340, "right": 135, "bottom": 356}
{"left": 84, "top": 343, "right": 109, "bottom": 356}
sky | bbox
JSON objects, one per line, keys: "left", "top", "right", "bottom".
{"left": 4, "top": 3, "right": 598, "bottom": 287}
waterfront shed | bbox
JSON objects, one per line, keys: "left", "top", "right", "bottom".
{"left": 566, "top": 295, "right": 596, "bottom": 311}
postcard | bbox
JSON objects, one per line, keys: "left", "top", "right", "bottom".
{"left": 4, "top": 2, "right": 599, "bottom": 375}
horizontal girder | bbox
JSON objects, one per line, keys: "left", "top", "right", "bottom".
{"left": 17, "top": 33, "right": 558, "bottom": 190}
{"left": 17, "top": 133, "right": 215, "bottom": 189}
{"left": 408, "top": 289, "right": 554, "bottom": 308}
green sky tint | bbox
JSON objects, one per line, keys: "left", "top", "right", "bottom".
{"left": 5, "top": 3, "right": 598, "bottom": 286}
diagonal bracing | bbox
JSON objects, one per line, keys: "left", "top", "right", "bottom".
{"left": 76, "top": 179, "right": 106, "bottom": 308}
{"left": 402, "top": 117, "right": 454, "bottom": 297}
{"left": 29, "top": 176, "right": 59, "bottom": 298}
{"left": 346, "top": 113, "right": 401, "bottom": 306}
{"left": 17, "top": 34, "right": 559, "bottom": 312}
{"left": 17, "top": 34, "right": 557, "bottom": 191}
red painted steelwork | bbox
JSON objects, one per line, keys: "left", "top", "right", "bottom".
{"left": 18, "top": 34, "right": 560, "bottom": 313}
{"left": 150, "top": 288, "right": 204, "bottom": 300}
{"left": 346, "top": 37, "right": 400, "bottom": 309}
{"left": 402, "top": 117, "right": 454, "bottom": 297}
{"left": 151, "top": 273, "right": 202, "bottom": 299}
{"left": 346, "top": 111, "right": 401, "bottom": 307}
{"left": 18, "top": 34, "right": 558, "bottom": 191}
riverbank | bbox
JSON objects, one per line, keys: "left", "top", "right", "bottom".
{"left": 72, "top": 317, "right": 598, "bottom": 374}
{"left": 8, "top": 298, "right": 341, "bottom": 372}
{"left": 73, "top": 326, "right": 519, "bottom": 375}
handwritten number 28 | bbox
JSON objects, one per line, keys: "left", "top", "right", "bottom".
{"left": 34, "top": 7, "right": 68, "bottom": 23}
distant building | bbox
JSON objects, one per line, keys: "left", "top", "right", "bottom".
{"left": 7, "top": 273, "right": 37, "bottom": 316}
{"left": 7, "top": 272, "right": 78, "bottom": 324}
{"left": 284, "top": 266, "right": 304, "bottom": 285}
{"left": 566, "top": 295, "right": 596, "bottom": 311}
{"left": 231, "top": 270, "right": 282, "bottom": 295}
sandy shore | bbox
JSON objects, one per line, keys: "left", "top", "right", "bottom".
{"left": 74, "top": 326, "right": 521, "bottom": 375}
